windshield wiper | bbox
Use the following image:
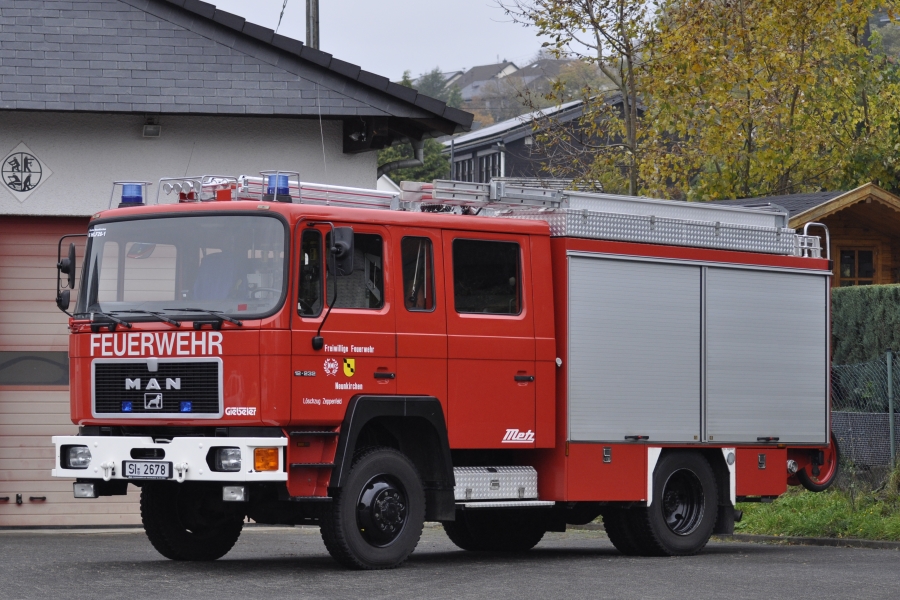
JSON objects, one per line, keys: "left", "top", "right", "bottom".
{"left": 88, "top": 311, "right": 133, "bottom": 332}
{"left": 111, "top": 310, "right": 181, "bottom": 327}
{"left": 164, "top": 308, "right": 243, "bottom": 327}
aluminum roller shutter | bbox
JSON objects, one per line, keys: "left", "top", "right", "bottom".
{"left": 705, "top": 268, "right": 828, "bottom": 444}
{"left": 567, "top": 255, "right": 701, "bottom": 442}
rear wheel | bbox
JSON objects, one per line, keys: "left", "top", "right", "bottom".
{"left": 320, "top": 447, "right": 425, "bottom": 570}
{"left": 140, "top": 483, "right": 244, "bottom": 561}
{"left": 601, "top": 508, "right": 642, "bottom": 556}
{"left": 797, "top": 432, "right": 840, "bottom": 492}
{"left": 443, "top": 509, "right": 546, "bottom": 552}
{"left": 629, "top": 452, "right": 718, "bottom": 556}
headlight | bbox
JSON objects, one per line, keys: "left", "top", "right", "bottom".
{"left": 66, "top": 446, "right": 92, "bottom": 469}
{"left": 215, "top": 448, "right": 242, "bottom": 472}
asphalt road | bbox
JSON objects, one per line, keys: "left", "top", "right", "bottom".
{"left": 1, "top": 525, "right": 898, "bottom": 600}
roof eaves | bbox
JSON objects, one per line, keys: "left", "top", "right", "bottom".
{"left": 129, "top": 1, "right": 473, "bottom": 129}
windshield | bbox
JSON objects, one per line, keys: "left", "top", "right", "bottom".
{"left": 76, "top": 214, "right": 287, "bottom": 319}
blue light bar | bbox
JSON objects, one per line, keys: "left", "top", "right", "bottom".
{"left": 121, "top": 401, "right": 133, "bottom": 412}
{"left": 180, "top": 401, "right": 192, "bottom": 413}
{"left": 121, "top": 183, "right": 144, "bottom": 205}
{"left": 267, "top": 174, "right": 290, "bottom": 196}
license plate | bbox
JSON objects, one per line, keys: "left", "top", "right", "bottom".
{"left": 123, "top": 461, "right": 172, "bottom": 479}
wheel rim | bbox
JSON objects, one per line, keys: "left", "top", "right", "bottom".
{"left": 356, "top": 475, "right": 408, "bottom": 547}
{"left": 805, "top": 433, "right": 839, "bottom": 484}
{"left": 661, "top": 468, "right": 705, "bottom": 536}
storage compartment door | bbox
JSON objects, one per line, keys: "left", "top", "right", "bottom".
{"left": 705, "top": 268, "right": 828, "bottom": 444}
{"left": 568, "top": 256, "right": 701, "bottom": 442}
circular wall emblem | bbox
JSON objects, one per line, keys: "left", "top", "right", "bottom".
{"left": 2, "top": 152, "right": 43, "bottom": 192}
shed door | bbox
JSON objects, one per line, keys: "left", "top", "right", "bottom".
{"left": 705, "top": 268, "right": 828, "bottom": 444}
{"left": 568, "top": 256, "right": 701, "bottom": 443}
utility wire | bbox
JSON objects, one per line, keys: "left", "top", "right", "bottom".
{"left": 275, "top": 0, "right": 290, "bottom": 34}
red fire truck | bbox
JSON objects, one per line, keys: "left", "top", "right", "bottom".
{"left": 51, "top": 173, "right": 838, "bottom": 569}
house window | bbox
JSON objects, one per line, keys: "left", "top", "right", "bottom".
{"left": 838, "top": 248, "right": 876, "bottom": 286}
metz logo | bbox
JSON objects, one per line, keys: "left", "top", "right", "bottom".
{"left": 502, "top": 429, "right": 535, "bottom": 444}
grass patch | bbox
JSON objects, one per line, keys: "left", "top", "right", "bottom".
{"left": 735, "top": 484, "right": 900, "bottom": 541}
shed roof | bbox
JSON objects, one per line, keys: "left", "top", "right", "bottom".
{"left": 0, "top": 0, "right": 472, "bottom": 136}
{"left": 708, "top": 191, "right": 844, "bottom": 218}
{"left": 708, "top": 183, "right": 900, "bottom": 229}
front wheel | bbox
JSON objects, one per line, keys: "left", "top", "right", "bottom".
{"left": 140, "top": 483, "right": 244, "bottom": 561}
{"left": 629, "top": 451, "right": 718, "bottom": 556}
{"left": 320, "top": 447, "right": 425, "bottom": 569}
{"left": 797, "top": 432, "right": 840, "bottom": 492}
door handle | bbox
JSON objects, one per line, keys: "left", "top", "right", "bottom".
{"left": 514, "top": 375, "right": 535, "bottom": 382}
{"left": 374, "top": 372, "right": 396, "bottom": 380}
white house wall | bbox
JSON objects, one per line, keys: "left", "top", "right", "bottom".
{"left": 0, "top": 111, "right": 376, "bottom": 217}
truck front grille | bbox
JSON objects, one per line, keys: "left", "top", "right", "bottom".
{"left": 92, "top": 359, "right": 221, "bottom": 417}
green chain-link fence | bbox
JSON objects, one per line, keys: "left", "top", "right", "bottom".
{"left": 831, "top": 352, "right": 900, "bottom": 490}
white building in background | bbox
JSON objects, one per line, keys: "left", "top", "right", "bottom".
{"left": 0, "top": 0, "right": 471, "bottom": 527}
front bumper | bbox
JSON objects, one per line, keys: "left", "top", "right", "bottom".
{"left": 51, "top": 435, "right": 288, "bottom": 483}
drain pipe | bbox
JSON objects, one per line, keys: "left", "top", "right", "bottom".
{"left": 377, "top": 139, "right": 424, "bottom": 178}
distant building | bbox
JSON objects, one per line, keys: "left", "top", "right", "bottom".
{"left": 444, "top": 100, "right": 583, "bottom": 182}
{"left": 453, "top": 62, "right": 520, "bottom": 103}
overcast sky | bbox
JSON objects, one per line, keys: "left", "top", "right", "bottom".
{"left": 208, "top": 0, "right": 544, "bottom": 81}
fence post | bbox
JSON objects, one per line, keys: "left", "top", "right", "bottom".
{"left": 889, "top": 350, "right": 896, "bottom": 466}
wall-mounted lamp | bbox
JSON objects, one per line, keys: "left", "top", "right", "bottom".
{"left": 143, "top": 118, "right": 161, "bottom": 138}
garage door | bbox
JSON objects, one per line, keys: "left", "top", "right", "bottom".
{"left": 0, "top": 216, "right": 141, "bottom": 526}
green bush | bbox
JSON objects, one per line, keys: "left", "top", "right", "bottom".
{"left": 832, "top": 284, "right": 900, "bottom": 364}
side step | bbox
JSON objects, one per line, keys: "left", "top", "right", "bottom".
{"left": 459, "top": 500, "right": 555, "bottom": 509}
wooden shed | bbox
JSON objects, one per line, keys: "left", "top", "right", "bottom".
{"left": 712, "top": 183, "right": 900, "bottom": 287}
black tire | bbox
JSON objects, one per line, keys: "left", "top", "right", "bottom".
{"left": 320, "top": 447, "right": 425, "bottom": 569}
{"left": 797, "top": 432, "right": 840, "bottom": 492}
{"left": 444, "top": 509, "right": 546, "bottom": 552}
{"left": 140, "top": 483, "right": 244, "bottom": 561}
{"left": 442, "top": 517, "right": 485, "bottom": 551}
{"left": 628, "top": 452, "right": 718, "bottom": 556}
{"left": 600, "top": 508, "right": 642, "bottom": 556}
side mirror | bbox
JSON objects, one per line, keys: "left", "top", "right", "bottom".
{"left": 57, "top": 242, "right": 76, "bottom": 289}
{"left": 329, "top": 227, "right": 354, "bottom": 276}
{"left": 56, "top": 289, "right": 70, "bottom": 311}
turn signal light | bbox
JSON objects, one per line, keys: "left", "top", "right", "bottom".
{"left": 254, "top": 447, "right": 279, "bottom": 471}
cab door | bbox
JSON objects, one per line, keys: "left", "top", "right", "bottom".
{"left": 443, "top": 230, "right": 536, "bottom": 448}
{"left": 392, "top": 229, "right": 447, "bottom": 407}
{"left": 291, "top": 224, "right": 396, "bottom": 425}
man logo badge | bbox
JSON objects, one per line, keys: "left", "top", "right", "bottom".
{"left": 144, "top": 393, "right": 163, "bottom": 409}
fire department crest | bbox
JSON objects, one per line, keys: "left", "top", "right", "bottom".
{"left": 323, "top": 358, "right": 339, "bottom": 376}
{"left": 343, "top": 358, "right": 355, "bottom": 377}
{"left": 1, "top": 142, "right": 52, "bottom": 203}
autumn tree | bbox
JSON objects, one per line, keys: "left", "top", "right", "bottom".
{"left": 501, "top": 0, "right": 658, "bottom": 195}
{"left": 641, "top": 0, "right": 900, "bottom": 199}
{"left": 377, "top": 67, "right": 460, "bottom": 184}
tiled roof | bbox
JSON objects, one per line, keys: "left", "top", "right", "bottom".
{"left": 707, "top": 191, "right": 845, "bottom": 218}
{"left": 0, "top": 0, "right": 472, "bottom": 134}
{"left": 452, "top": 61, "right": 518, "bottom": 92}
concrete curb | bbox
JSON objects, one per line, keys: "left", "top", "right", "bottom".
{"left": 714, "top": 533, "right": 900, "bottom": 550}
{"left": 565, "top": 524, "right": 900, "bottom": 550}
